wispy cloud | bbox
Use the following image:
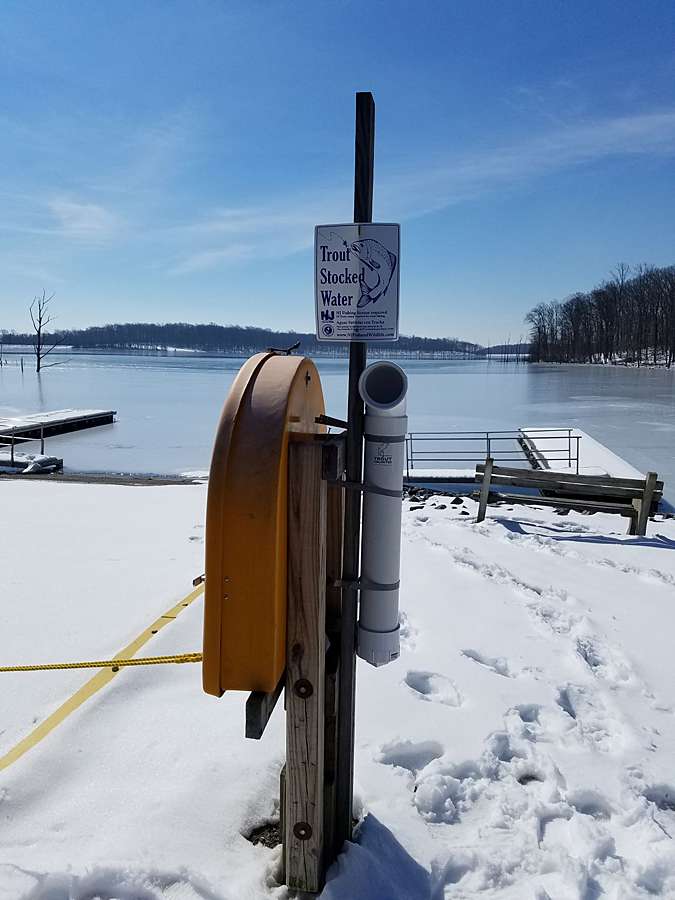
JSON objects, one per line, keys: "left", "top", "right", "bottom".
{"left": 378, "top": 109, "right": 675, "bottom": 218}
{"left": 169, "top": 108, "right": 675, "bottom": 275}
{"left": 47, "top": 197, "right": 119, "bottom": 239}
{"left": 169, "top": 242, "right": 257, "bottom": 274}
{"left": 168, "top": 194, "right": 351, "bottom": 275}
{"left": 4, "top": 105, "right": 675, "bottom": 276}
{"left": 0, "top": 194, "right": 120, "bottom": 241}
{"left": 0, "top": 109, "right": 194, "bottom": 245}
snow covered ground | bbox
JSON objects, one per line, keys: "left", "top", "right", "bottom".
{"left": 2, "top": 481, "right": 675, "bottom": 899}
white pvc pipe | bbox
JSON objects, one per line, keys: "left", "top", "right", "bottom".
{"left": 357, "top": 361, "right": 408, "bottom": 667}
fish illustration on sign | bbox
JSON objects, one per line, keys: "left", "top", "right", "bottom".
{"left": 351, "top": 238, "right": 397, "bottom": 308}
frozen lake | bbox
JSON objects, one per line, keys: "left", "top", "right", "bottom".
{"left": 0, "top": 353, "right": 673, "bottom": 492}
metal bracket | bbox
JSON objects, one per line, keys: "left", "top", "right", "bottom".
{"left": 328, "top": 479, "right": 403, "bottom": 499}
{"left": 332, "top": 577, "right": 400, "bottom": 592}
{"left": 316, "top": 414, "right": 349, "bottom": 430}
{"left": 364, "top": 433, "right": 406, "bottom": 444}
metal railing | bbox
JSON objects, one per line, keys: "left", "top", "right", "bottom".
{"left": 405, "top": 428, "right": 581, "bottom": 478}
{"left": 522, "top": 428, "right": 581, "bottom": 475}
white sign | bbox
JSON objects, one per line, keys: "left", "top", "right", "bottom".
{"left": 314, "top": 223, "right": 400, "bottom": 342}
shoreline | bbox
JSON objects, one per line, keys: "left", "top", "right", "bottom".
{"left": 0, "top": 470, "right": 204, "bottom": 486}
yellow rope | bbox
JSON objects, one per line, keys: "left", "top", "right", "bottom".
{"left": 0, "top": 582, "right": 204, "bottom": 772}
{"left": 0, "top": 652, "right": 202, "bottom": 672}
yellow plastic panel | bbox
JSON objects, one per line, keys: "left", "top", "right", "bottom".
{"left": 203, "top": 353, "right": 325, "bottom": 695}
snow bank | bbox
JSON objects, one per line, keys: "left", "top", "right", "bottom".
{"left": 0, "top": 450, "right": 61, "bottom": 473}
{"left": 405, "top": 468, "right": 475, "bottom": 480}
{"left": 1, "top": 482, "right": 675, "bottom": 898}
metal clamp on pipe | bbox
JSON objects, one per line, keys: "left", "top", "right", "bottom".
{"left": 357, "top": 361, "right": 408, "bottom": 667}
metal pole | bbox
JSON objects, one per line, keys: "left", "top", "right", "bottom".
{"left": 334, "top": 90, "right": 374, "bottom": 855}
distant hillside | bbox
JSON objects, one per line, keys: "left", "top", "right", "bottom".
{"left": 1, "top": 322, "right": 482, "bottom": 358}
{"left": 480, "top": 342, "right": 531, "bottom": 357}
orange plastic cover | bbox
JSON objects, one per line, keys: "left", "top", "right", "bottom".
{"left": 202, "top": 353, "right": 325, "bottom": 695}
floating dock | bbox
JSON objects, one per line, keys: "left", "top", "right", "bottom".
{"left": 0, "top": 409, "right": 116, "bottom": 443}
{"left": 0, "top": 409, "right": 116, "bottom": 473}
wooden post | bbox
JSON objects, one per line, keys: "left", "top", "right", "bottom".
{"left": 477, "top": 457, "right": 494, "bottom": 522}
{"left": 635, "top": 471, "right": 658, "bottom": 537}
{"left": 285, "top": 437, "right": 327, "bottom": 892}
{"left": 323, "top": 478, "right": 344, "bottom": 864}
{"left": 279, "top": 764, "right": 287, "bottom": 884}
{"left": 334, "top": 88, "right": 375, "bottom": 859}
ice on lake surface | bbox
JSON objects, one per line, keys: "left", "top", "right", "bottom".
{"left": 0, "top": 353, "right": 674, "bottom": 492}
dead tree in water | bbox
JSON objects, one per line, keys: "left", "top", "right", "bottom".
{"left": 29, "top": 291, "right": 64, "bottom": 373}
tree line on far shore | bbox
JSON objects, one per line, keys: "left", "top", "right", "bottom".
{"left": 1, "top": 319, "right": 481, "bottom": 360}
{"left": 526, "top": 264, "right": 675, "bottom": 366}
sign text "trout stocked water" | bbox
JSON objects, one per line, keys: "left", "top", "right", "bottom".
{"left": 314, "top": 224, "right": 400, "bottom": 342}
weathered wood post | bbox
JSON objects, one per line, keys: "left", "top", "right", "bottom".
{"left": 285, "top": 436, "right": 328, "bottom": 891}
{"left": 634, "top": 471, "right": 658, "bottom": 537}
{"left": 323, "top": 439, "right": 345, "bottom": 869}
{"left": 477, "top": 457, "right": 494, "bottom": 522}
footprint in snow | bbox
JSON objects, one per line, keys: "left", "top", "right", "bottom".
{"left": 461, "top": 648, "right": 512, "bottom": 677}
{"left": 377, "top": 738, "right": 444, "bottom": 774}
{"left": 398, "top": 610, "right": 419, "bottom": 652}
{"left": 643, "top": 783, "right": 675, "bottom": 812}
{"left": 404, "top": 670, "right": 463, "bottom": 707}
{"left": 514, "top": 703, "right": 541, "bottom": 724}
{"left": 565, "top": 788, "right": 613, "bottom": 819}
{"left": 555, "top": 683, "right": 627, "bottom": 753}
{"left": 575, "top": 636, "right": 635, "bottom": 687}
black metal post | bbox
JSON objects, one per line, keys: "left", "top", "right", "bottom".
{"left": 333, "top": 91, "right": 374, "bottom": 855}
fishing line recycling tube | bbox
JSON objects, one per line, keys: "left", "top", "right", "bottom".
{"left": 357, "top": 361, "right": 408, "bottom": 667}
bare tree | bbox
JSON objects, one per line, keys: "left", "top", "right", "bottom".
{"left": 29, "top": 290, "right": 64, "bottom": 373}
{"left": 525, "top": 262, "right": 675, "bottom": 366}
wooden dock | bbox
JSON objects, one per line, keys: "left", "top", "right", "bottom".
{"left": 0, "top": 409, "right": 116, "bottom": 444}
{"left": 0, "top": 409, "right": 116, "bottom": 473}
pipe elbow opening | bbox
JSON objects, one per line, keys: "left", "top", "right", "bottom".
{"left": 359, "top": 362, "right": 408, "bottom": 412}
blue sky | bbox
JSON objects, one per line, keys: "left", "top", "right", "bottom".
{"left": 1, "top": 1, "right": 675, "bottom": 344}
